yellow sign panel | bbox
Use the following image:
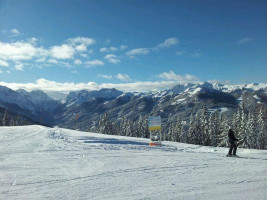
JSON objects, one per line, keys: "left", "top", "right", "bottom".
{"left": 149, "top": 126, "right": 161, "bottom": 131}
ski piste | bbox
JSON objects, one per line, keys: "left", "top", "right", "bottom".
{"left": 0, "top": 125, "right": 266, "bottom": 200}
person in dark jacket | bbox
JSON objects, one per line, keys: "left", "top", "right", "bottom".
{"left": 227, "top": 128, "right": 238, "bottom": 157}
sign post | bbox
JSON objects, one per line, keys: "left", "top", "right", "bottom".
{"left": 148, "top": 116, "right": 162, "bottom": 146}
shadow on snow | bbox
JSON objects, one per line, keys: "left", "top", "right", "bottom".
{"left": 79, "top": 137, "right": 148, "bottom": 146}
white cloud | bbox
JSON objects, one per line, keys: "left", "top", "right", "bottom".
{"left": 48, "top": 59, "right": 58, "bottom": 64}
{"left": 68, "top": 37, "right": 95, "bottom": 46}
{"left": 237, "top": 37, "right": 252, "bottom": 44}
{"left": 157, "top": 37, "right": 179, "bottom": 48}
{"left": 80, "top": 53, "right": 88, "bottom": 58}
{"left": 158, "top": 71, "right": 199, "bottom": 82}
{"left": 74, "top": 59, "right": 82, "bottom": 65}
{"left": 0, "top": 78, "right": 98, "bottom": 92}
{"left": 0, "top": 59, "right": 9, "bottom": 67}
{"left": 50, "top": 44, "right": 74, "bottom": 59}
{"left": 0, "top": 41, "right": 48, "bottom": 61}
{"left": 120, "top": 45, "right": 128, "bottom": 50}
{"left": 0, "top": 78, "right": 200, "bottom": 93}
{"left": 100, "top": 47, "right": 107, "bottom": 52}
{"left": 109, "top": 47, "right": 118, "bottom": 51}
{"left": 85, "top": 59, "right": 104, "bottom": 67}
{"left": 126, "top": 48, "right": 150, "bottom": 57}
{"left": 10, "top": 29, "right": 20, "bottom": 37}
{"left": 6, "top": 70, "right": 10, "bottom": 74}
{"left": 98, "top": 74, "right": 113, "bottom": 79}
{"left": 116, "top": 73, "right": 131, "bottom": 82}
{"left": 104, "top": 54, "right": 120, "bottom": 64}
{"left": 11, "top": 29, "right": 20, "bottom": 35}
{"left": 0, "top": 70, "right": 2, "bottom": 73}
{"left": 58, "top": 61, "right": 72, "bottom": 68}
{"left": 36, "top": 57, "right": 46, "bottom": 63}
{"left": 14, "top": 63, "right": 24, "bottom": 71}
{"left": 27, "top": 37, "right": 38, "bottom": 45}
{"left": 100, "top": 46, "right": 118, "bottom": 52}
{"left": 75, "top": 44, "right": 87, "bottom": 51}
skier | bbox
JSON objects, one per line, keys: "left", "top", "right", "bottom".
{"left": 227, "top": 128, "right": 238, "bottom": 157}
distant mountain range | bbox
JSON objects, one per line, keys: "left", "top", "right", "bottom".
{"left": 0, "top": 82, "right": 266, "bottom": 132}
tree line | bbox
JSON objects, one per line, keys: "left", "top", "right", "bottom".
{"left": 0, "top": 109, "right": 27, "bottom": 126}
{"left": 95, "top": 103, "right": 266, "bottom": 150}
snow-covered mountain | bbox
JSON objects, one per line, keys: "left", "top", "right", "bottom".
{"left": 53, "top": 82, "right": 267, "bottom": 131}
{"left": 0, "top": 85, "right": 36, "bottom": 112}
{"left": 63, "top": 88, "right": 123, "bottom": 106}
{"left": 17, "top": 89, "right": 58, "bottom": 112}
{"left": 0, "top": 82, "right": 266, "bottom": 130}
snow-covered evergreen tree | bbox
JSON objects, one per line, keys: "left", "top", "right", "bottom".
{"left": 171, "top": 118, "right": 182, "bottom": 142}
{"left": 168, "top": 122, "right": 175, "bottom": 142}
{"left": 209, "top": 111, "right": 220, "bottom": 146}
{"left": 188, "top": 113, "right": 196, "bottom": 144}
{"left": 257, "top": 107, "right": 266, "bottom": 149}
{"left": 194, "top": 111, "right": 203, "bottom": 145}
{"left": 97, "top": 113, "right": 109, "bottom": 134}
{"left": 237, "top": 103, "right": 248, "bottom": 148}
{"left": 247, "top": 112, "right": 258, "bottom": 149}
{"left": 10, "top": 117, "right": 15, "bottom": 126}
{"left": 136, "top": 115, "right": 148, "bottom": 138}
{"left": 200, "top": 106, "right": 210, "bottom": 146}
{"left": 180, "top": 123, "right": 187, "bottom": 143}
{"left": 2, "top": 109, "right": 7, "bottom": 126}
{"left": 125, "top": 118, "right": 134, "bottom": 137}
{"left": 15, "top": 114, "right": 21, "bottom": 126}
{"left": 218, "top": 113, "right": 229, "bottom": 147}
{"left": 233, "top": 106, "right": 241, "bottom": 137}
{"left": 119, "top": 116, "right": 127, "bottom": 136}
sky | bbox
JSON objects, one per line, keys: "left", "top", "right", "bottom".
{"left": 0, "top": 0, "right": 266, "bottom": 92}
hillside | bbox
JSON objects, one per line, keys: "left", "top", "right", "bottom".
{"left": 0, "top": 82, "right": 266, "bottom": 136}
{"left": 0, "top": 126, "right": 266, "bottom": 199}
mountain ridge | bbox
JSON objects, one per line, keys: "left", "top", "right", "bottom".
{"left": 0, "top": 82, "right": 266, "bottom": 132}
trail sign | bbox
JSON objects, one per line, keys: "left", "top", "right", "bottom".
{"left": 148, "top": 116, "right": 161, "bottom": 131}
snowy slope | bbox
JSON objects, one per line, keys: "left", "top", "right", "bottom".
{"left": 0, "top": 126, "right": 266, "bottom": 200}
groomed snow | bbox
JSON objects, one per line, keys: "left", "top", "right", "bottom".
{"left": 0, "top": 126, "right": 266, "bottom": 200}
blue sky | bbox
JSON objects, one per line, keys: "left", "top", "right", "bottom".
{"left": 0, "top": 0, "right": 266, "bottom": 92}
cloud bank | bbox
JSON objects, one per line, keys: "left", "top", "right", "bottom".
{"left": 0, "top": 72, "right": 200, "bottom": 93}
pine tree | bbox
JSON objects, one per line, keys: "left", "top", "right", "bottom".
{"left": 167, "top": 122, "right": 175, "bottom": 141}
{"left": 218, "top": 113, "right": 229, "bottom": 147}
{"left": 136, "top": 115, "right": 148, "bottom": 138}
{"left": 98, "top": 113, "right": 109, "bottom": 134}
{"left": 170, "top": 118, "right": 182, "bottom": 142}
{"left": 15, "top": 114, "right": 21, "bottom": 126}
{"left": 200, "top": 106, "right": 210, "bottom": 146}
{"left": 119, "top": 116, "right": 127, "bottom": 136}
{"left": 194, "top": 111, "right": 203, "bottom": 145}
{"left": 10, "top": 117, "right": 15, "bottom": 126}
{"left": 209, "top": 111, "right": 219, "bottom": 146}
{"left": 188, "top": 113, "right": 196, "bottom": 144}
{"left": 246, "top": 112, "right": 257, "bottom": 149}
{"left": 180, "top": 123, "right": 187, "bottom": 143}
{"left": 2, "top": 109, "right": 7, "bottom": 126}
{"left": 125, "top": 118, "right": 134, "bottom": 137}
{"left": 257, "top": 107, "right": 266, "bottom": 149}
{"left": 233, "top": 106, "right": 241, "bottom": 137}
{"left": 237, "top": 103, "right": 248, "bottom": 148}
{"left": 106, "top": 121, "right": 116, "bottom": 135}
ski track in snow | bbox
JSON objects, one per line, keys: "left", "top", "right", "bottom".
{"left": 0, "top": 126, "right": 266, "bottom": 200}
